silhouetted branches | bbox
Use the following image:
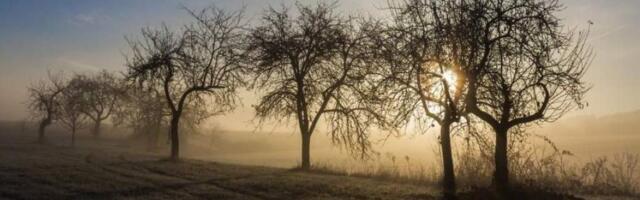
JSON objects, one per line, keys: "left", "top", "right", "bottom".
{"left": 57, "top": 75, "right": 89, "bottom": 146}
{"left": 249, "top": 2, "right": 391, "bottom": 169}
{"left": 126, "top": 5, "right": 248, "bottom": 160}
{"left": 27, "top": 71, "right": 66, "bottom": 144}
{"left": 71, "top": 70, "right": 124, "bottom": 137}
{"left": 424, "top": 0, "right": 593, "bottom": 192}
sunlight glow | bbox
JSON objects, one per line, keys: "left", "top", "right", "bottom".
{"left": 443, "top": 70, "right": 457, "bottom": 87}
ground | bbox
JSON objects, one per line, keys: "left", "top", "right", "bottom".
{"left": 0, "top": 133, "right": 444, "bottom": 200}
{"left": 0, "top": 131, "right": 628, "bottom": 200}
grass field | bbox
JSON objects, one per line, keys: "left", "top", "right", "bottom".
{"left": 0, "top": 123, "right": 636, "bottom": 200}
{"left": 0, "top": 134, "right": 445, "bottom": 200}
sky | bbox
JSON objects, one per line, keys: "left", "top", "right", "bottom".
{"left": 1, "top": 0, "right": 639, "bottom": 131}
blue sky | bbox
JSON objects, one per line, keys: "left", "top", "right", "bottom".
{"left": 1, "top": 0, "right": 639, "bottom": 130}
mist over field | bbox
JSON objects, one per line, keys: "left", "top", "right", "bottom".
{"left": 166, "top": 110, "right": 640, "bottom": 167}
{"left": 197, "top": 111, "right": 640, "bottom": 168}
{"left": 1, "top": 110, "right": 639, "bottom": 199}
{"left": 3, "top": 110, "right": 639, "bottom": 168}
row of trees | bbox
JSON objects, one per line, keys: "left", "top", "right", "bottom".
{"left": 28, "top": 71, "right": 122, "bottom": 145}
{"left": 27, "top": 69, "right": 209, "bottom": 148}
{"left": 28, "top": 0, "right": 591, "bottom": 197}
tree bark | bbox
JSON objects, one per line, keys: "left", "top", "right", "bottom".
{"left": 493, "top": 127, "right": 509, "bottom": 192}
{"left": 169, "top": 114, "right": 181, "bottom": 161}
{"left": 38, "top": 118, "right": 51, "bottom": 144}
{"left": 301, "top": 132, "right": 311, "bottom": 170}
{"left": 440, "top": 119, "right": 456, "bottom": 199}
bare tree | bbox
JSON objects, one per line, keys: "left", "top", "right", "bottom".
{"left": 58, "top": 75, "right": 89, "bottom": 146}
{"left": 112, "top": 84, "right": 169, "bottom": 150}
{"left": 27, "top": 71, "right": 66, "bottom": 144}
{"left": 74, "top": 70, "right": 123, "bottom": 137}
{"left": 113, "top": 81, "right": 215, "bottom": 151}
{"left": 249, "top": 2, "right": 389, "bottom": 170}
{"left": 431, "top": 0, "right": 593, "bottom": 192}
{"left": 126, "top": 5, "right": 247, "bottom": 161}
{"left": 369, "top": 0, "right": 470, "bottom": 197}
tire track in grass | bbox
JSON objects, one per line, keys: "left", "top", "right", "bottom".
{"left": 80, "top": 155, "right": 271, "bottom": 199}
{"left": 82, "top": 155, "right": 207, "bottom": 199}
{"left": 134, "top": 163, "right": 280, "bottom": 200}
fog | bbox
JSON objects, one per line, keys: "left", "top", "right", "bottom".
{"left": 198, "top": 110, "right": 640, "bottom": 168}
{"left": 6, "top": 109, "right": 624, "bottom": 169}
{"left": 3, "top": 109, "right": 638, "bottom": 173}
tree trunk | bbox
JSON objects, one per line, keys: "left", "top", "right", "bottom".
{"left": 440, "top": 119, "right": 456, "bottom": 199}
{"left": 493, "top": 127, "right": 509, "bottom": 192}
{"left": 92, "top": 119, "right": 102, "bottom": 138}
{"left": 37, "top": 119, "right": 50, "bottom": 144}
{"left": 169, "top": 114, "right": 181, "bottom": 161}
{"left": 301, "top": 132, "right": 311, "bottom": 170}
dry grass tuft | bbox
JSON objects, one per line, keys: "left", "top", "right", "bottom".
{"left": 309, "top": 134, "right": 640, "bottom": 197}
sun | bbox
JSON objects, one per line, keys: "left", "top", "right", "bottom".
{"left": 443, "top": 70, "right": 457, "bottom": 86}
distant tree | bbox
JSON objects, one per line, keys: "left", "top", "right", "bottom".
{"left": 431, "top": 0, "right": 593, "bottom": 192}
{"left": 58, "top": 75, "right": 89, "bottom": 146}
{"left": 113, "top": 83, "right": 213, "bottom": 151}
{"left": 74, "top": 70, "right": 124, "bottom": 137}
{"left": 249, "top": 3, "right": 389, "bottom": 170}
{"left": 371, "top": 0, "right": 468, "bottom": 197}
{"left": 112, "top": 85, "right": 168, "bottom": 150}
{"left": 27, "top": 71, "right": 66, "bottom": 144}
{"left": 126, "top": 5, "right": 248, "bottom": 161}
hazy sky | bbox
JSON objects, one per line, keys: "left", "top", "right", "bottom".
{"left": 1, "top": 0, "right": 639, "bottom": 131}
